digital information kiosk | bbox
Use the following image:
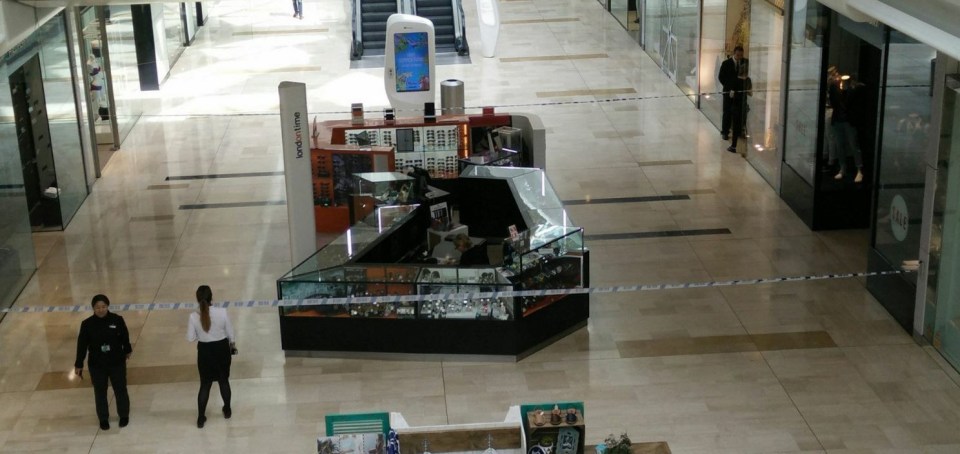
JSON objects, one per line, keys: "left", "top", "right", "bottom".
{"left": 384, "top": 14, "right": 437, "bottom": 115}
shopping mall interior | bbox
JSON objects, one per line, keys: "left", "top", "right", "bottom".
{"left": 1, "top": 0, "right": 960, "bottom": 452}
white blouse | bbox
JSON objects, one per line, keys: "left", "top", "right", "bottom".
{"left": 186, "top": 307, "right": 235, "bottom": 343}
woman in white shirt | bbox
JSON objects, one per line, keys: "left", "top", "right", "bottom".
{"left": 186, "top": 285, "right": 236, "bottom": 428}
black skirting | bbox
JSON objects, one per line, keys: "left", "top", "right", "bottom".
{"left": 196, "top": 338, "right": 231, "bottom": 382}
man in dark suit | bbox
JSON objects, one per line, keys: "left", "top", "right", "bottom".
{"left": 718, "top": 45, "right": 747, "bottom": 141}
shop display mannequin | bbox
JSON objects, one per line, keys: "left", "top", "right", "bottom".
{"left": 87, "top": 41, "right": 110, "bottom": 122}
{"left": 827, "top": 72, "right": 864, "bottom": 183}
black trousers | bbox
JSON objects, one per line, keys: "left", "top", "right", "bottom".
{"left": 721, "top": 92, "right": 733, "bottom": 135}
{"left": 88, "top": 364, "right": 130, "bottom": 422}
{"left": 730, "top": 107, "right": 744, "bottom": 147}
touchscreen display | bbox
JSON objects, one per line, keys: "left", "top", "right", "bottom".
{"left": 394, "top": 32, "right": 430, "bottom": 92}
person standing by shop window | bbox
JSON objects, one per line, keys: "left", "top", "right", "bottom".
{"left": 719, "top": 45, "right": 747, "bottom": 141}
{"left": 829, "top": 73, "right": 865, "bottom": 183}
{"left": 292, "top": 0, "right": 303, "bottom": 19}
{"left": 186, "top": 285, "right": 236, "bottom": 428}
{"left": 74, "top": 294, "right": 132, "bottom": 431}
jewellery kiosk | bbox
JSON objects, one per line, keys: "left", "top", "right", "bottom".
{"left": 277, "top": 166, "right": 589, "bottom": 359}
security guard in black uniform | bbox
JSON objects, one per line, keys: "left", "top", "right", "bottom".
{"left": 74, "top": 294, "right": 133, "bottom": 430}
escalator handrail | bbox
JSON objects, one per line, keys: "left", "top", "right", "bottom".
{"left": 352, "top": 0, "right": 363, "bottom": 57}
{"left": 451, "top": 0, "right": 468, "bottom": 53}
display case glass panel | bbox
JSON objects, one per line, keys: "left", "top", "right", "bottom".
{"left": 354, "top": 172, "right": 414, "bottom": 204}
{"left": 279, "top": 166, "right": 583, "bottom": 325}
{"left": 460, "top": 166, "right": 568, "bottom": 232}
{"left": 501, "top": 228, "right": 584, "bottom": 317}
{"left": 416, "top": 267, "right": 514, "bottom": 320}
{"left": 281, "top": 205, "right": 420, "bottom": 280}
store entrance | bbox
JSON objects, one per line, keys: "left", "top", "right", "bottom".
{"left": 815, "top": 18, "right": 882, "bottom": 229}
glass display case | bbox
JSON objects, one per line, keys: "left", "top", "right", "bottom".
{"left": 351, "top": 172, "right": 416, "bottom": 223}
{"left": 417, "top": 267, "right": 514, "bottom": 320}
{"left": 354, "top": 172, "right": 415, "bottom": 205}
{"left": 500, "top": 227, "right": 584, "bottom": 317}
{"left": 460, "top": 166, "right": 569, "bottom": 235}
{"left": 457, "top": 148, "right": 521, "bottom": 172}
{"left": 277, "top": 166, "right": 589, "bottom": 357}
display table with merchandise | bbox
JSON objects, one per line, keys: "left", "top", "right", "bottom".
{"left": 317, "top": 403, "right": 672, "bottom": 454}
{"left": 308, "top": 111, "right": 545, "bottom": 232}
{"left": 278, "top": 166, "right": 589, "bottom": 359}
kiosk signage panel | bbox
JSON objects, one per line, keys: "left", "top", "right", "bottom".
{"left": 384, "top": 14, "right": 436, "bottom": 115}
{"left": 278, "top": 82, "right": 317, "bottom": 267}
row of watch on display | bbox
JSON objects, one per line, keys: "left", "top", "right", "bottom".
{"left": 420, "top": 299, "right": 512, "bottom": 320}
{"left": 315, "top": 270, "right": 500, "bottom": 285}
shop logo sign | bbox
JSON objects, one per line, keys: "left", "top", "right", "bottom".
{"left": 293, "top": 111, "right": 303, "bottom": 159}
{"left": 890, "top": 194, "right": 908, "bottom": 242}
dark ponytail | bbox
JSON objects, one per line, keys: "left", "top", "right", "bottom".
{"left": 196, "top": 285, "right": 213, "bottom": 332}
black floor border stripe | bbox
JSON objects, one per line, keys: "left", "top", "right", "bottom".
{"left": 585, "top": 228, "right": 731, "bottom": 240}
{"left": 166, "top": 171, "right": 284, "bottom": 181}
{"left": 563, "top": 195, "right": 689, "bottom": 205}
{"left": 179, "top": 201, "right": 287, "bottom": 210}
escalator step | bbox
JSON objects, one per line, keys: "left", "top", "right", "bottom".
{"left": 415, "top": 0, "right": 450, "bottom": 7}
{"left": 361, "top": 3, "right": 398, "bottom": 13}
{"left": 361, "top": 23, "right": 388, "bottom": 34}
{"left": 416, "top": 6, "right": 452, "bottom": 16}
{"left": 362, "top": 12, "right": 394, "bottom": 23}
{"left": 421, "top": 16, "right": 453, "bottom": 26}
{"left": 363, "top": 31, "right": 387, "bottom": 41}
{"left": 362, "top": 41, "right": 387, "bottom": 49}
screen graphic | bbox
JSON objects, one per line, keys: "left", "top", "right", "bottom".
{"left": 394, "top": 32, "right": 430, "bottom": 93}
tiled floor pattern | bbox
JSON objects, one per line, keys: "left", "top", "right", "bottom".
{"left": 1, "top": 0, "right": 960, "bottom": 452}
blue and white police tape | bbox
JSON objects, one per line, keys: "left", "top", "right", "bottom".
{"left": 0, "top": 269, "right": 907, "bottom": 314}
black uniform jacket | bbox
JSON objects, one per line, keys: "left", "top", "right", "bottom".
{"left": 75, "top": 312, "right": 133, "bottom": 369}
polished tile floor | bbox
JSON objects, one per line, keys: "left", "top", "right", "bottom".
{"left": 2, "top": 0, "right": 960, "bottom": 452}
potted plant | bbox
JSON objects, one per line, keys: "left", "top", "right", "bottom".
{"left": 597, "top": 433, "right": 632, "bottom": 454}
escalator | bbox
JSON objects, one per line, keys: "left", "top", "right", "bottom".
{"left": 352, "top": 0, "right": 398, "bottom": 58}
{"left": 351, "top": 0, "right": 468, "bottom": 60}
{"left": 414, "top": 0, "right": 468, "bottom": 55}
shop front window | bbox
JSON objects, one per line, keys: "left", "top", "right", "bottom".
{"left": 698, "top": 0, "right": 729, "bottom": 129}
{"left": 929, "top": 76, "right": 960, "bottom": 370}
{"left": 783, "top": 0, "right": 827, "bottom": 184}
{"left": 80, "top": 6, "right": 115, "bottom": 166}
{"left": 872, "top": 32, "right": 935, "bottom": 282}
{"left": 163, "top": 2, "right": 185, "bottom": 66}
{"left": 610, "top": 0, "right": 635, "bottom": 33}
{"left": 643, "top": 0, "right": 699, "bottom": 103}
{"left": 38, "top": 14, "right": 87, "bottom": 226}
{"left": 104, "top": 5, "right": 143, "bottom": 143}
{"left": 745, "top": 0, "right": 784, "bottom": 188}
{"left": 0, "top": 62, "right": 39, "bottom": 312}
{"left": 644, "top": 0, "right": 662, "bottom": 59}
